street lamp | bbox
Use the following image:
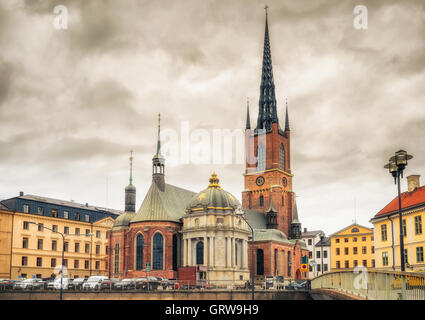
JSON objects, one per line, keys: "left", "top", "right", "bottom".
{"left": 384, "top": 149, "right": 413, "bottom": 272}
{"left": 236, "top": 207, "right": 255, "bottom": 300}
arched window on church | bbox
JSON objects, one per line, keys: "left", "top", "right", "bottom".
{"left": 153, "top": 233, "right": 163, "bottom": 270}
{"left": 259, "top": 195, "right": 264, "bottom": 207}
{"left": 196, "top": 241, "right": 204, "bottom": 265}
{"left": 172, "top": 234, "right": 178, "bottom": 271}
{"left": 274, "top": 249, "right": 278, "bottom": 275}
{"left": 257, "top": 143, "right": 266, "bottom": 172}
{"left": 136, "top": 234, "right": 143, "bottom": 270}
{"left": 114, "top": 244, "right": 119, "bottom": 274}
{"left": 287, "top": 251, "right": 291, "bottom": 277}
{"left": 257, "top": 249, "right": 264, "bottom": 275}
{"left": 280, "top": 144, "right": 285, "bottom": 170}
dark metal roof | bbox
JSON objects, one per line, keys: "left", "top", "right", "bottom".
{"left": 9, "top": 194, "right": 122, "bottom": 216}
{"left": 315, "top": 236, "right": 331, "bottom": 247}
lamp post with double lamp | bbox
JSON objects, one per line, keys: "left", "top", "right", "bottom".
{"left": 29, "top": 222, "right": 92, "bottom": 300}
{"left": 236, "top": 208, "right": 255, "bottom": 301}
{"left": 384, "top": 150, "right": 413, "bottom": 272}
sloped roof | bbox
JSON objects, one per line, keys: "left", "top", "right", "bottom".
{"left": 130, "top": 182, "right": 196, "bottom": 223}
{"left": 254, "top": 229, "right": 290, "bottom": 244}
{"left": 0, "top": 202, "right": 10, "bottom": 211}
{"left": 373, "top": 185, "right": 425, "bottom": 219}
{"left": 9, "top": 194, "right": 122, "bottom": 216}
{"left": 315, "top": 236, "right": 331, "bottom": 247}
{"left": 302, "top": 230, "right": 323, "bottom": 238}
{"left": 243, "top": 208, "right": 267, "bottom": 230}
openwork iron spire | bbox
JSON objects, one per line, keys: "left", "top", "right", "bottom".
{"left": 257, "top": 6, "right": 278, "bottom": 131}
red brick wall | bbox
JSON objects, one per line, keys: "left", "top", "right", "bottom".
{"left": 243, "top": 123, "right": 294, "bottom": 235}
{"left": 109, "top": 221, "right": 180, "bottom": 280}
{"left": 248, "top": 241, "right": 309, "bottom": 280}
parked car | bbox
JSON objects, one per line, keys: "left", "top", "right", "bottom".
{"left": 99, "top": 279, "right": 119, "bottom": 290}
{"left": 68, "top": 278, "right": 86, "bottom": 291}
{"left": 82, "top": 276, "right": 108, "bottom": 290}
{"left": 14, "top": 278, "right": 45, "bottom": 290}
{"left": 135, "top": 277, "right": 148, "bottom": 290}
{"left": 114, "top": 278, "right": 136, "bottom": 290}
{"left": 0, "top": 279, "right": 15, "bottom": 290}
{"left": 47, "top": 277, "right": 70, "bottom": 290}
{"left": 146, "top": 276, "right": 160, "bottom": 290}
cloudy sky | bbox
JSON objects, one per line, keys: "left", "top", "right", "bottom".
{"left": 0, "top": 0, "right": 424, "bottom": 235}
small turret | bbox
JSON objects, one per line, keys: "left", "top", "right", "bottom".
{"left": 266, "top": 195, "right": 278, "bottom": 229}
{"left": 290, "top": 200, "right": 301, "bottom": 239}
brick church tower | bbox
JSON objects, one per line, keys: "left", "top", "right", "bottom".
{"left": 242, "top": 9, "right": 301, "bottom": 240}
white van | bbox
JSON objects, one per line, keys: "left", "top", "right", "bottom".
{"left": 82, "top": 276, "right": 108, "bottom": 290}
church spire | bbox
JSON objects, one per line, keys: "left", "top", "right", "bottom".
{"left": 152, "top": 113, "right": 165, "bottom": 191}
{"left": 257, "top": 6, "right": 278, "bottom": 131}
{"left": 125, "top": 150, "right": 136, "bottom": 213}
{"left": 285, "top": 98, "right": 290, "bottom": 131}
{"left": 246, "top": 98, "right": 251, "bottom": 130}
{"left": 156, "top": 113, "right": 162, "bottom": 156}
{"left": 129, "top": 150, "right": 134, "bottom": 185}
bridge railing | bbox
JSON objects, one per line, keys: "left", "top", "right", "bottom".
{"left": 311, "top": 269, "right": 425, "bottom": 300}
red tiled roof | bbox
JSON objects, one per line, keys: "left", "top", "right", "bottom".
{"left": 374, "top": 185, "right": 425, "bottom": 218}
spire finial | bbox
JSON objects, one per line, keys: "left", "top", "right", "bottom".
{"left": 264, "top": 5, "right": 269, "bottom": 15}
{"left": 208, "top": 172, "right": 221, "bottom": 189}
{"left": 129, "top": 150, "right": 134, "bottom": 185}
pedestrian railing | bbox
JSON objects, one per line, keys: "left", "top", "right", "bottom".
{"left": 311, "top": 269, "right": 425, "bottom": 300}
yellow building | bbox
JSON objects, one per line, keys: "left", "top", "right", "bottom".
{"left": 0, "top": 193, "right": 119, "bottom": 279}
{"left": 330, "top": 223, "right": 375, "bottom": 270}
{"left": 370, "top": 175, "right": 425, "bottom": 271}
{"left": 0, "top": 204, "right": 13, "bottom": 278}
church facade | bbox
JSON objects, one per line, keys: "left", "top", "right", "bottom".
{"left": 108, "top": 10, "right": 308, "bottom": 283}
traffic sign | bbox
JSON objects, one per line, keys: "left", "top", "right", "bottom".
{"left": 301, "top": 264, "right": 308, "bottom": 272}
{"left": 146, "top": 262, "right": 151, "bottom": 272}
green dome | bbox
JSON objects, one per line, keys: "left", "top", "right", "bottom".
{"left": 112, "top": 212, "right": 134, "bottom": 230}
{"left": 186, "top": 173, "right": 240, "bottom": 213}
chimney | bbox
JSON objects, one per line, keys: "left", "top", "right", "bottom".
{"left": 304, "top": 227, "right": 307, "bottom": 233}
{"left": 407, "top": 175, "right": 420, "bottom": 192}
{"left": 19, "top": 191, "right": 24, "bottom": 196}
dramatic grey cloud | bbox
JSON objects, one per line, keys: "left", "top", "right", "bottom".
{"left": 0, "top": 0, "right": 424, "bottom": 235}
